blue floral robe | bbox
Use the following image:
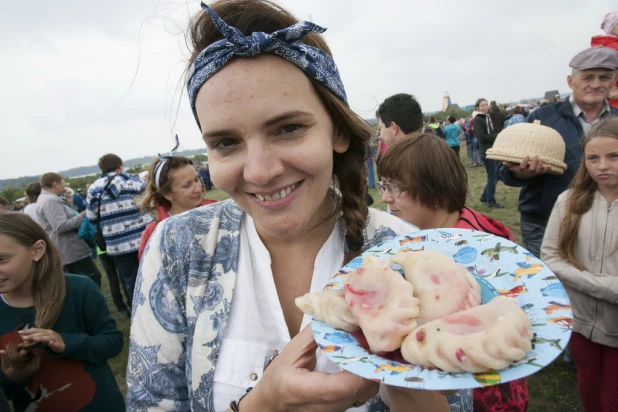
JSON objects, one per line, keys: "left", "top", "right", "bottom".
{"left": 126, "top": 200, "right": 472, "bottom": 411}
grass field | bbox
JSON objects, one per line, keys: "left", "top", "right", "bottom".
{"left": 101, "top": 152, "right": 581, "bottom": 411}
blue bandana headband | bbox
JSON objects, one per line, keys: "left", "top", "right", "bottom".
{"left": 153, "top": 134, "right": 180, "bottom": 190}
{"left": 187, "top": 2, "right": 348, "bottom": 128}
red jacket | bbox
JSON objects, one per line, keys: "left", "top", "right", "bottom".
{"left": 591, "top": 35, "right": 618, "bottom": 109}
{"left": 455, "top": 207, "right": 529, "bottom": 411}
{"left": 454, "top": 207, "right": 513, "bottom": 241}
{"left": 138, "top": 199, "right": 217, "bottom": 260}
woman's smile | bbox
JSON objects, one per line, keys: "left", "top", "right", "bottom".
{"left": 195, "top": 55, "right": 349, "bottom": 240}
{"left": 252, "top": 181, "right": 301, "bottom": 202}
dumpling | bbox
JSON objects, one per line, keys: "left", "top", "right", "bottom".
{"left": 344, "top": 255, "right": 420, "bottom": 353}
{"left": 400, "top": 296, "right": 533, "bottom": 373}
{"left": 295, "top": 284, "right": 359, "bottom": 332}
{"left": 391, "top": 250, "right": 481, "bottom": 325}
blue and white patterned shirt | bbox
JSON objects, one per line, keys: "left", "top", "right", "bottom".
{"left": 86, "top": 172, "right": 153, "bottom": 256}
{"left": 126, "top": 200, "right": 472, "bottom": 411}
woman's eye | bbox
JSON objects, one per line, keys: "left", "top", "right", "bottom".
{"left": 212, "top": 138, "right": 237, "bottom": 150}
{"left": 280, "top": 124, "right": 304, "bottom": 135}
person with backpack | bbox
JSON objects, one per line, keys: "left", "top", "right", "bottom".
{"left": 86, "top": 154, "right": 152, "bottom": 306}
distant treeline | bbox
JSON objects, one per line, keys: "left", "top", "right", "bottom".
{"left": 0, "top": 148, "right": 207, "bottom": 194}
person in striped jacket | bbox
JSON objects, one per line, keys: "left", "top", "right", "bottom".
{"left": 86, "top": 154, "right": 153, "bottom": 307}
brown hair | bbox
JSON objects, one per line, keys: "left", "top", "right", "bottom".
{"left": 0, "top": 213, "right": 66, "bottom": 368}
{"left": 40, "top": 172, "right": 63, "bottom": 188}
{"left": 558, "top": 117, "right": 618, "bottom": 269}
{"left": 475, "top": 98, "right": 487, "bottom": 110}
{"left": 186, "top": 0, "right": 371, "bottom": 263}
{"left": 378, "top": 133, "right": 468, "bottom": 213}
{"left": 0, "top": 196, "right": 9, "bottom": 208}
{"left": 98, "top": 154, "right": 123, "bottom": 174}
{"left": 141, "top": 156, "right": 196, "bottom": 216}
{"left": 24, "top": 182, "right": 42, "bottom": 203}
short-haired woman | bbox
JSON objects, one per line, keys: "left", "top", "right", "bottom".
{"left": 378, "top": 132, "right": 529, "bottom": 411}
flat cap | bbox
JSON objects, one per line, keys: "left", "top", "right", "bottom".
{"left": 569, "top": 46, "right": 618, "bottom": 70}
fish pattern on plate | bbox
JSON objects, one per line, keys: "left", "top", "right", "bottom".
{"left": 312, "top": 228, "right": 572, "bottom": 390}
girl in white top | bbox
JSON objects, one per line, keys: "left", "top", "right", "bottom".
{"left": 541, "top": 117, "right": 618, "bottom": 412}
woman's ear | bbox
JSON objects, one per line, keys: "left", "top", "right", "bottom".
{"left": 31, "top": 240, "right": 47, "bottom": 261}
{"left": 333, "top": 128, "right": 351, "bottom": 154}
{"left": 161, "top": 192, "right": 174, "bottom": 203}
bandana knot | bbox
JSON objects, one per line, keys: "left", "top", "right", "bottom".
{"left": 187, "top": 3, "right": 347, "bottom": 129}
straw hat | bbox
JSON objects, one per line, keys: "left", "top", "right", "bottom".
{"left": 486, "top": 120, "right": 567, "bottom": 175}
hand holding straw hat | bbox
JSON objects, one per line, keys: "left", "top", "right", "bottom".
{"left": 486, "top": 120, "right": 567, "bottom": 177}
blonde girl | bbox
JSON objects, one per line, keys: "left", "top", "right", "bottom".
{"left": 541, "top": 117, "right": 618, "bottom": 412}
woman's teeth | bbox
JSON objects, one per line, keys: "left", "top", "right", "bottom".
{"left": 255, "top": 183, "right": 298, "bottom": 202}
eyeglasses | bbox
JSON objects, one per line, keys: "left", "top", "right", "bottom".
{"left": 377, "top": 181, "right": 407, "bottom": 198}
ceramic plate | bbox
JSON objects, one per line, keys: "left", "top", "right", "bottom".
{"left": 312, "top": 228, "right": 572, "bottom": 390}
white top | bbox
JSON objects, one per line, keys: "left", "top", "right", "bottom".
{"left": 213, "top": 214, "right": 370, "bottom": 412}
{"left": 22, "top": 203, "right": 39, "bottom": 222}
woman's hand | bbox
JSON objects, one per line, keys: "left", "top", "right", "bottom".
{"left": 19, "top": 328, "right": 66, "bottom": 354}
{"left": 0, "top": 349, "right": 40, "bottom": 382}
{"left": 386, "top": 386, "right": 450, "bottom": 412}
{"left": 241, "top": 326, "right": 379, "bottom": 412}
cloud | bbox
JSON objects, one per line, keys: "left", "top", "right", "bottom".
{"left": 1, "top": 0, "right": 616, "bottom": 179}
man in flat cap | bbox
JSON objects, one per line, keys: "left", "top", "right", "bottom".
{"left": 499, "top": 46, "right": 618, "bottom": 258}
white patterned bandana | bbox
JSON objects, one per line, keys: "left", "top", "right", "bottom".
{"left": 153, "top": 134, "right": 180, "bottom": 190}
{"left": 187, "top": 2, "right": 348, "bottom": 129}
{"left": 601, "top": 12, "right": 618, "bottom": 35}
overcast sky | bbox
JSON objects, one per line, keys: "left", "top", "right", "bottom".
{"left": 1, "top": 0, "right": 617, "bottom": 179}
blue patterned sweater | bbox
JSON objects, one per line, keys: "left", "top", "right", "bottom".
{"left": 86, "top": 173, "right": 153, "bottom": 256}
{"left": 126, "top": 200, "right": 472, "bottom": 411}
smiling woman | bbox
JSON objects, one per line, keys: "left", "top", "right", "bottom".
{"left": 198, "top": 56, "right": 351, "bottom": 242}
{"left": 126, "top": 1, "right": 470, "bottom": 411}
{"left": 137, "top": 152, "right": 217, "bottom": 260}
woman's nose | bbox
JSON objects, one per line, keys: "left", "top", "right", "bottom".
{"left": 243, "top": 145, "right": 284, "bottom": 185}
{"left": 380, "top": 190, "right": 392, "bottom": 203}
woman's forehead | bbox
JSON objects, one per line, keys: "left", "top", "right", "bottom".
{"left": 195, "top": 55, "right": 323, "bottom": 125}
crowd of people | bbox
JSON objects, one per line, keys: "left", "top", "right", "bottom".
{"left": 1, "top": 2, "right": 618, "bottom": 412}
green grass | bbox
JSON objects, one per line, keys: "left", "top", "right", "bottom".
{"left": 102, "top": 160, "right": 581, "bottom": 410}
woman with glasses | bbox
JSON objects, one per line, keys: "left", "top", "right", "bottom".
{"left": 377, "top": 132, "right": 529, "bottom": 411}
